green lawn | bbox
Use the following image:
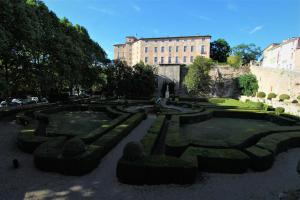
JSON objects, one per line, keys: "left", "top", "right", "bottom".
{"left": 47, "top": 111, "right": 112, "bottom": 135}
{"left": 180, "top": 117, "right": 284, "bottom": 146}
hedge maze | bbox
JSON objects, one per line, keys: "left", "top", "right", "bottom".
{"left": 117, "top": 98, "right": 300, "bottom": 185}
{"left": 16, "top": 104, "right": 146, "bottom": 175}
{"left": 13, "top": 98, "right": 300, "bottom": 184}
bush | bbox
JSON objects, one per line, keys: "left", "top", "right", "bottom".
{"left": 245, "top": 146, "right": 274, "bottom": 171}
{"left": 292, "top": 100, "right": 298, "bottom": 104}
{"left": 257, "top": 92, "right": 266, "bottom": 98}
{"left": 182, "top": 147, "right": 250, "bottom": 173}
{"left": 227, "top": 55, "right": 242, "bottom": 68}
{"left": 237, "top": 74, "right": 259, "bottom": 96}
{"left": 122, "top": 142, "right": 145, "bottom": 161}
{"left": 279, "top": 94, "right": 290, "bottom": 101}
{"left": 62, "top": 137, "right": 86, "bottom": 157}
{"left": 267, "top": 93, "right": 277, "bottom": 100}
{"left": 141, "top": 115, "right": 166, "bottom": 155}
{"left": 275, "top": 107, "right": 285, "bottom": 115}
{"left": 117, "top": 155, "right": 197, "bottom": 185}
{"left": 298, "top": 95, "right": 300, "bottom": 100}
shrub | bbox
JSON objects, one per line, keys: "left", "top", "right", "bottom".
{"left": 122, "top": 142, "right": 145, "bottom": 161}
{"left": 117, "top": 155, "right": 197, "bottom": 185}
{"left": 237, "top": 74, "right": 259, "bottom": 96}
{"left": 257, "top": 92, "right": 266, "bottom": 98}
{"left": 245, "top": 146, "right": 274, "bottom": 171}
{"left": 279, "top": 94, "right": 290, "bottom": 101}
{"left": 62, "top": 137, "right": 86, "bottom": 157}
{"left": 298, "top": 95, "right": 300, "bottom": 100}
{"left": 292, "top": 100, "right": 298, "bottom": 104}
{"left": 275, "top": 107, "right": 285, "bottom": 115}
{"left": 267, "top": 93, "right": 277, "bottom": 100}
{"left": 263, "top": 104, "right": 274, "bottom": 111}
{"left": 227, "top": 55, "right": 242, "bottom": 68}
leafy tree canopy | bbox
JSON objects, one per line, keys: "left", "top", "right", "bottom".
{"left": 231, "top": 44, "right": 262, "bottom": 65}
{"left": 237, "top": 74, "right": 259, "bottom": 96}
{"left": 210, "top": 38, "right": 231, "bottom": 63}
{"left": 184, "top": 56, "right": 213, "bottom": 96}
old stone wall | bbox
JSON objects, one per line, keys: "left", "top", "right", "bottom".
{"left": 251, "top": 66, "right": 300, "bottom": 99}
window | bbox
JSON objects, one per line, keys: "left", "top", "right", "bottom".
{"left": 184, "top": 46, "right": 187, "bottom": 52}
{"left": 145, "top": 57, "right": 148, "bottom": 63}
{"left": 169, "top": 46, "right": 172, "bottom": 52}
{"left": 154, "top": 47, "right": 158, "bottom": 53}
{"left": 175, "top": 56, "right": 178, "bottom": 64}
{"left": 168, "top": 57, "right": 171, "bottom": 64}
{"left": 201, "top": 45, "right": 205, "bottom": 54}
{"left": 176, "top": 39, "right": 179, "bottom": 42}
{"left": 183, "top": 56, "right": 186, "bottom": 63}
{"left": 154, "top": 57, "right": 158, "bottom": 63}
{"left": 191, "top": 46, "right": 194, "bottom": 52}
{"left": 145, "top": 47, "right": 148, "bottom": 53}
{"left": 190, "top": 56, "right": 194, "bottom": 62}
{"left": 161, "top": 46, "right": 164, "bottom": 52}
{"left": 161, "top": 57, "right": 164, "bottom": 64}
{"left": 176, "top": 46, "right": 179, "bottom": 52}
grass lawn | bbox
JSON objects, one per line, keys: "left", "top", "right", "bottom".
{"left": 217, "top": 99, "right": 263, "bottom": 109}
{"left": 47, "top": 111, "right": 112, "bottom": 135}
{"left": 180, "top": 117, "right": 280, "bottom": 146}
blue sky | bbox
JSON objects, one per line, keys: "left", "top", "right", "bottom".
{"left": 43, "top": 0, "right": 300, "bottom": 59}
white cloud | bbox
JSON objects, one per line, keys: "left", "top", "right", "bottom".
{"left": 88, "top": 6, "right": 115, "bottom": 15}
{"left": 132, "top": 4, "right": 141, "bottom": 12}
{"left": 249, "top": 25, "right": 264, "bottom": 34}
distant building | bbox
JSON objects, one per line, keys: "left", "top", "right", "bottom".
{"left": 262, "top": 37, "right": 300, "bottom": 71}
{"left": 113, "top": 35, "right": 211, "bottom": 66}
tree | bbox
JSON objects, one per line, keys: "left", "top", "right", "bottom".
{"left": 237, "top": 74, "right": 259, "bottom": 96}
{"left": 184, "top": 56, "right": 213, "bottom": 95}
{"left": 231, "top": 44, "right": 262, "bottom": 65}
{"left": 210, "top": 39, "right": 231, "bottom": 63}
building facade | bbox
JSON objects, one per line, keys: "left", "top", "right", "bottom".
{"left": 114, "top": 35, "right": 211, "bottom": 66}
{"left": 262, "top": 37, "right": 300, "bottom": 71}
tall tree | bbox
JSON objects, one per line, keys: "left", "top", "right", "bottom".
{"left": 184, "top": 56, "right": 213, "bottom": 95}
{"left": 231, "top": 44, "right": 262, "bottom": 65}
{"left": 210, "top": 39, "right": 231, "bottom": 63}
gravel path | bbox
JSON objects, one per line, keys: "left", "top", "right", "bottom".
{"left": 0, "top": 116, "right": 300, "bottom": 200}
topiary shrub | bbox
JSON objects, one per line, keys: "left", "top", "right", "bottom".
{"left": 298, "top": 95, "right": 300, "bottom": 101}
{"left": 292, "top": 100, "right": 298, "bottom": 104}
{"left": 62, "top": 137, "right": 86, "bottom": 157}
{"left": 275, "top": 107, "right": 285, "bottom": 115}
{"left": 267, "top": 93, "right": 277, "bottom": 100}
{"left": 279, "top": 94, "right": 290, "bottom": 101}
{"left": 122, "top": 142, "right": 145, "bottom": 161}
{"left": 257, "top": 92, "right": 266, "bottom": 98}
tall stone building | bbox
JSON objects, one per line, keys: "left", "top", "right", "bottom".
{"left": 113, "top": 35, "right": 211, "bottom": 66}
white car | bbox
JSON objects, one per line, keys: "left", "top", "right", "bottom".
{"left": 0, "top": 101, "right": 7, "bottom": 107}
{"left": 30, "top": 97, "right": 39, "bottom": 103}
{"left": 11, "top": 99, "right": 22, "bottom": 104}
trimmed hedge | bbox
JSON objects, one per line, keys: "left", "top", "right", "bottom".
{"left": 117, "top": 155, "right": 197, "bottom": 185}
{"left": 245, "top": 146, "right": 274, "bottom": 171}
{"left": 209, "top": 98, "right": 226, "bottom": 104}
{"left": 178, "top": 97, "right": 208, "bottom": 102}
{"left": 256, "top": 132, "right": 300, "bottom": 155}
{"left": 267, "top": 93, "right": 277, "bottom": 100}
{"left": 80, "top": 113, "right": 131, "bottom": 143}
{"left": 275, "top": 107, "right": 285, "bottom": 115}
{"left": 165, "top": 116, "right": 189, "bottom": 157}
{"left": 181, "top": 147, "right": 250, "bottom": 173}
{"left": 257, "top": 91, "right": 266, "bottom": 98}
{"left": 179, "top": 110, "right": 213, "bottom": 124}
{"left": 279, "top": 94, "right": 290, "bottom": 101}
{"left": 33, "top": 112, "right": 146, "bottom": 175}
{"left": 141, "top": 115, "right": 166, "bottom": 155}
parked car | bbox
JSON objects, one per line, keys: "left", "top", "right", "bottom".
{"left": 11, "top": 98, "right": 23, "bottom": 106}
{"left": 0, "top": 101, "right": 7, "bottom": 107}
{"left": 30, "top": 97, "right": 39, "bottom": 103}
{"left": 40, "top": 97, "right": 48, "bottom": 103}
